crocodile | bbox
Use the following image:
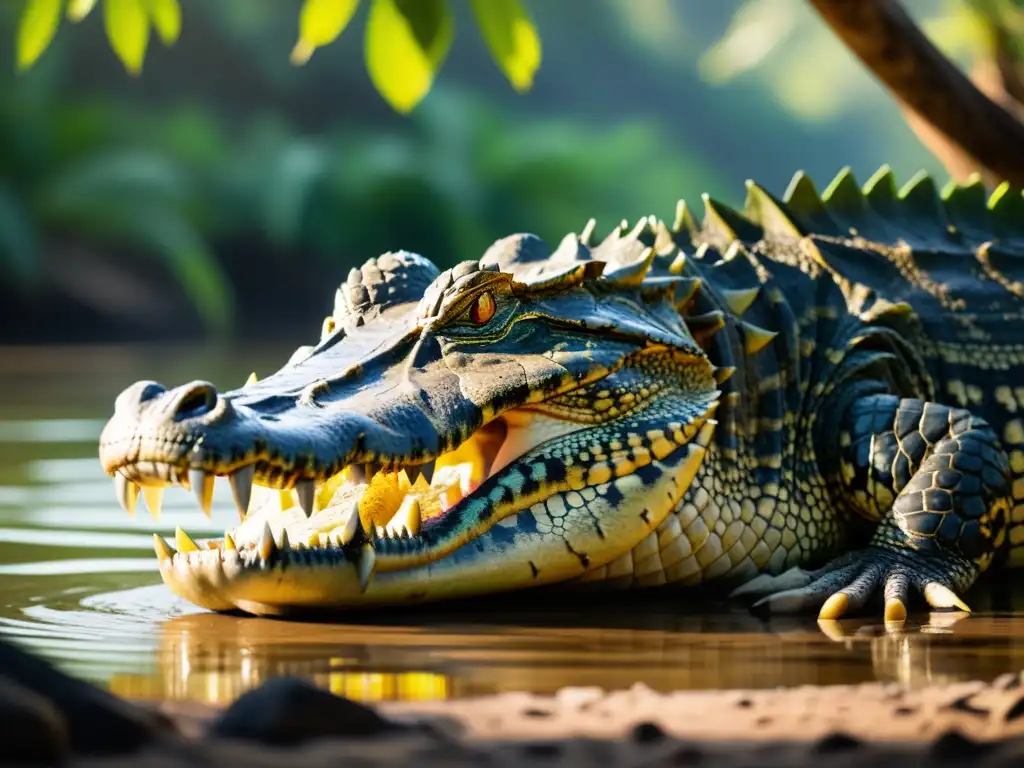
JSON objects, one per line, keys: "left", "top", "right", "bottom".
{"left": 98, "top": 165, "right": 1024, "bottom": 621}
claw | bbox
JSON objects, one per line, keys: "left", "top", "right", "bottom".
{"left": 884, "top": 598, "right": 907, "bottom": 623}
{"left": 729, "top": 567, "right": 813, "bottom": 601}
{"left": 818, "top": 592, "right": 849, "bottom": 620}
{"left": 923, "top": 583, "right": 971, "bottom": 613}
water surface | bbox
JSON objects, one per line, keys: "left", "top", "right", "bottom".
{"left": 2, "top": 343, "right": 1024, "bottom": 706}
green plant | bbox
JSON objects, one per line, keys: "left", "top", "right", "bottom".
{"left": 14, "top": 0, "right": 542, "bottom": 114}
{"left": 0, "top": 96, "right": 233, "bottom": 331}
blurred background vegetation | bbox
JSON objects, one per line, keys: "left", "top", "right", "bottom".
{"left": 0, "top": 0, "right": 1007, "bottom": 344}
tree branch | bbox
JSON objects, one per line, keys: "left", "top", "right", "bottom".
{"left": 808, "top": 0, "right": 1024, "bottom": 187}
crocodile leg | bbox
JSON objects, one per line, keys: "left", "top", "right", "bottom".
{"left": 739, "top": 394, "right": 1013, "bottom": 621}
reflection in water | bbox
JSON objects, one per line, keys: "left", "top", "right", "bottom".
{"left": 3, "top": 345, "right": 1024, "bottom": 706}
{"left": 98, "top": 601, "right": 1024, "bottom": 706}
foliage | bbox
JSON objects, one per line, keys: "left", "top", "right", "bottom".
{"left": 0, "top": 79, "right": 723, "bottom": 330}
{"left": 0, "top": 93, "right": 233, "bottom": 331}
{"left": 13, "top": 0, "right": 542, "bottom": 113}
{"left": 694, "top": 0, "right": 993, "bottom": 121}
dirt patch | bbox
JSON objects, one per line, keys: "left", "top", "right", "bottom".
{"left": 8, "top": 635, "right": 1024, "bottom": 767}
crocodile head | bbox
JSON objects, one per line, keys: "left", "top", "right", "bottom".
{"left": 99, "top": 227, "right": 720, "bottom": 615}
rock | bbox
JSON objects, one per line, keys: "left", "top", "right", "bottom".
{"left": 0, "top": 639, "right": 174, "bottom": 755}
{"left": 209, "top": 676, "right": 401, "bottom": 746}
{"left": 632, "top": 721, "right": 666, "bottom": 743}
{"left": 0, "top": 676, "right": 68, "bottom": 764}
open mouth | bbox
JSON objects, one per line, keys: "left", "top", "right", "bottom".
{"left": 112, "top": 406, "right": 592, "bottom": 591}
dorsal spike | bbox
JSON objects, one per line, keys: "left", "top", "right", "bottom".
{"left": 719, "top": 287, "right": 760, "bottom": 316}
{"left": 863, "top": 165, "right": 898, "bottom": 216}
{"left": 821, "top": 167, "right": 866, "bottom": 216}
{"left": 627, "top": 215, "right": 657, "bottom": 245}
{"left": 941, "top": 173, "right": 988, "bottom": 233}
{"left": 640, "top": 276, "right": 698, "bottom": 304}
{"left": 702, "top": 195, "right": 761, "bottom": 246}
{"left": 672, "top": 277, "right": 702, "bottom": 309}
{"left": 783, "top": 171, "right": 826, "bottom": 217}
{"left": 739, "top": 321, "right": 777, "bottom": 355}
{"left": 673, "top": 199, "right": 699, "bottom": 236}
{"left": 685, "top": 310, "right": 727, "bottom": 342}
{"left": 580, "top": 218, "right": 598, "bottom": 246}
{"left": 601, "top": 247, "right": 656, "bottom": 287}
{"left": 988, "top": 182, "right": 1024, "bottom": 239}
{"left": 712, "top": 366, "right": 737, "bottom": 384}
{"left": 654, "top": 219, "right": 676, "bottom": 253}
{"left": 898, "top": 172, "right": 946, "bottom": 224}
{"left": 744, "top": 180, "right": 803, "bottom": 239}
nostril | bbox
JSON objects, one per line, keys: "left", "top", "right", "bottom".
{"left": 114, "top": 380, "right": 168, "bottom": 413}
{"left": 172, "top": 382, "right": 219, "bottom": 421}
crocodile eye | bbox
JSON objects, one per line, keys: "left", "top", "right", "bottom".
{"left": 470, "top": 291, "right": 496, "bottom": 325}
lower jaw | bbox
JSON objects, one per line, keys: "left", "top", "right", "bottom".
{"left": 157, "top": 521, "right": 552, "bottom": 616}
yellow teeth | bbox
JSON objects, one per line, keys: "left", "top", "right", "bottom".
{"left": 114, "top": 474, "right": 139, "bottom": 516}
{"left": 245, "top": 372, "right": 258, "bottom": 386}
{"left": 339, "top": 501, "right": 362, "bottom": 545}
{"left": 189, "top": 468, "right": 215, "bottom": 518}
{"left": 386, "top": 496, "right": 422, "bottom": 537}
{"left": 357, "top": 543, "right": 376, "bottom": 592}
{"left": 153, "top": 534, "right": 175, "bottom": 560}
{"left": 228, "top": 465, "right": 255, "bottom": 520}
{"left": 140, "top": 486, "right": 163, "bottom": 520}
{"left": 223, "top": 532, "right": 237, "bottom": 550}
{"left": 175, "top": 527, "right": 200, "bottom": 553}
{"left": 258, "top": 522, "right": 275, "bottom": 561}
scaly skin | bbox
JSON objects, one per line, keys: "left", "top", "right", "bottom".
{"left": 98, "top": 165, "right": 1024, "bottom": 622}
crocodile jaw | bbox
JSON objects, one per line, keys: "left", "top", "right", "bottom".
{"left": 150, "top": 404, "right": 718, "bottom": 616}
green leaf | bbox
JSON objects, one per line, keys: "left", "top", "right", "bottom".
{"left": 67, "top": 0, "right": 97, "bottom": 22}
{"left": 470, "top": 0, "right": 541, "bottom": 92}
{"left": 291, "top": 0, "right": 360, "bottom": 65}
{"left": 147, "top": 0, "right": 180, "bottom": 46}
{"left": 103, "top": 0, "right": 149, "bottom": 75}
{"left": 365, "top": 0, "right": 453, "bottom": 114}
{"left": 0, "top": 183, "right": 41, "bottom": 288}
{"left": 16, "top": 0, "right": 63, "bottom": 70}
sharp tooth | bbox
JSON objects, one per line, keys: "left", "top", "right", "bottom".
{"left": 189, "top": 468, "right": 215, "bottom": 518}
{"left": 295, "top": 478, "right": 315, "bottom": 518}
{"left": 175, "top": 527, "right": 200, "bottom": 553}
{"left": 245, "top": 372, "right": 258, "bottom": 386}
{"left": 278, "top": 528, "right": 291, "bottom": 549}
{"left": 140, "top": 486, "right": 163, "bottom": 520}
{"left": 258, "top": 522, "right": 276, "bottom": 561}
{"left": 387, "top": 496, "right": 421, "bottom": 537}
{"left": 408, "top": 460, "right": 434, "bottom": 485}
{"left": 223, "top": 532, "right": 237, "bottom": 550}
{"left": 152, "top": 534, "right": 175, "bottom": 560}
{"left": 357, "top": 543, "right": 376, "bottom": 592}
{"left": 229, "top": 465, "right": 254, "bottom": 519}
{"left": 114, "top": 474, "right": 139, "bottom": 516}
{"left": 339, "top": 501, "right": 361, "bottom": 545}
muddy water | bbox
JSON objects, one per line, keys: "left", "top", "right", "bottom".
{"left": 2, "top": 344, "right": 1024, "bottom": 707}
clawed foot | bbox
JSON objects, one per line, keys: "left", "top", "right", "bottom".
{"left": 729, "top": 547, "right": 972, "bottom": 622}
